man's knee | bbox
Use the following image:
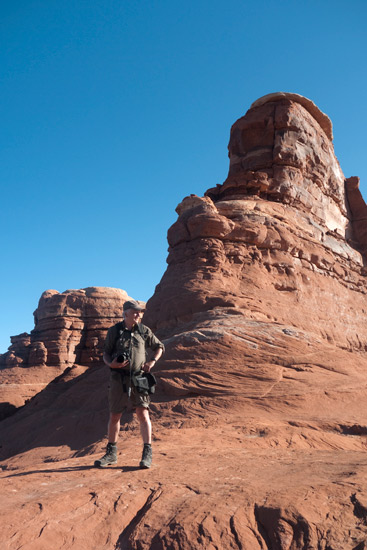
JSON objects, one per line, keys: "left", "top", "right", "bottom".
{"left": 136, "top": 407, "right": 150, "bottom": 422}
{"left": 109, "top": 412, "right": 122, "bottom": 424}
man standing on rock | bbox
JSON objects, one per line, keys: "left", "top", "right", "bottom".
{"left": 95, "top": 300, "right": 164, "bottom": 469}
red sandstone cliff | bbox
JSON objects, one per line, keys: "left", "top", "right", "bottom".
{"left": 1, "top": 93, "right": 367, "bottom": 549}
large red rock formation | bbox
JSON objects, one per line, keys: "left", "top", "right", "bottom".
{"left": 145, "top": 93, "right": 367, "bottom": 343}
{"left": 1, "top": 93, "right": 367, "bottom": 549}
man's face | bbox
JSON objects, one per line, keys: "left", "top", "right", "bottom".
{"left": 124, "top": 308, "right": 143, "bottom": 325}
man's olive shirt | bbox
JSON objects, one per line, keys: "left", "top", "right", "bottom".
{"left": 104, "top": 321, "right": 164, "bottom": 373}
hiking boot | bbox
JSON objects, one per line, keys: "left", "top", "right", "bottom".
{"left": 139, "top": 443, "right": 152, "bottom": 469}
{"left": 94, "top": 443, "right": 117, "bottom": 468}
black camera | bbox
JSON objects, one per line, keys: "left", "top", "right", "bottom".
{"left": 116, "top": 351, "right": 130, "bottom": 363}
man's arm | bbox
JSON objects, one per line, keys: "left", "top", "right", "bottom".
{"left": 142, "top": 327, "right": 165, "bottom": 372}
{"left": 142, "top": 347, "right": 163, "bottom": 372}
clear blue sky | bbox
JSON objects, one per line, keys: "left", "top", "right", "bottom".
{"left": 1, "top": 0, "right": 366, "bottom": 353}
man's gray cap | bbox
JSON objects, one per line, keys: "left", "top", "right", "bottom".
{"left": 123, "top": 299, "right": 145, "bottom": 312}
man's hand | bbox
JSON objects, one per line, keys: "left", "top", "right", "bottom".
{"left": 110, "top": 358, "right": 129, "bottom": 369}
{"left": 142, "top": 361, "right": 155, "bottom": 373}
{"left": 104, "top": 352, "right": 128, "bottom": 369}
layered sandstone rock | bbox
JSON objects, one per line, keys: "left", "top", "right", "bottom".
{"left": 1, "top": 287, "right": 131, "bottom": 369}
{"left": 1, "top": 93, "right": 367, "bottom": 549}
{"left": 145, "top": 93, "right": 367, "bottom": 353}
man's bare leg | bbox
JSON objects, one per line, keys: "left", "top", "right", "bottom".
{"left": 136, "top": 407, "right": 152, "bottom": 444}
{"left": 136, "top": 407, "right": 153, "bottom": 468}
{"left": 108, "top": 412, "right": 122, "bottom": 443}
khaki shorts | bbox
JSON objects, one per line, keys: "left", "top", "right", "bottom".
{"left": 108, "top": 370, "right": 150, "bottom": 413}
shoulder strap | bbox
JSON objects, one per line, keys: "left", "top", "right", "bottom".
{"left": 113, "top": 321, "right": 124, "bottom": 345}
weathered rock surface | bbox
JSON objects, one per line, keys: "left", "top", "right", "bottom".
{"left": 1, "top": 93, "right": 367, "bottom": 549}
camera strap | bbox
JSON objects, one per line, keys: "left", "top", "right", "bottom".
{"left": 128, "top": 331, "right": 133, "bottom": 397}
{"left": 112, "top": 321, "right": 149, "bottom": 398}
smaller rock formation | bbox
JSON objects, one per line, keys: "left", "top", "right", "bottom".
{"left": 0, "top": 286, "right": 135, "bottom": 418}
{"left": 1, "top": 287, "right": 131, "bottom": 369}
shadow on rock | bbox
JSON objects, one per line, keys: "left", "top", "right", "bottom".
{"left": 0, "top": 365, "right": 110, "bottom": 461}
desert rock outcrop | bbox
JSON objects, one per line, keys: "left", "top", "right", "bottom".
{"left": 1, "top": 93, "right": 367, "bottom": 549}
{"left": 2, "top": 286, "right": 131, "bottom": 368}
{"left": 0, "top": 287, "right": 132, "bottom": 417}
{"left": 145, "top": 93, "right": 367, "bottom": 344}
